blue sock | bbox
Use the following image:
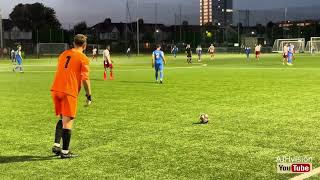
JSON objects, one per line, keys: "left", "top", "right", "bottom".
{"left": 155, "top": 70, "right": 158, "bottom": 81}
{"left": 160, "top": 70, "right": 163, "bottom": 80}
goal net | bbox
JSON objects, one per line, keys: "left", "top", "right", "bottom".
{"left": 272, "top": 38, "right": 305, "bottom": 53}
{"left": 85, "top": 44, "right": 99, "bottom": 55}
{"left": 37, "top": 43, "right": 68, "bottom": 56}
{"left": 306, "top": 37, "right": 320, "bottom": 53}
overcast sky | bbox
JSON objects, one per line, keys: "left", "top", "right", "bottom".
{"left": 1, "top": 0, "right": 320, "bottom": 28}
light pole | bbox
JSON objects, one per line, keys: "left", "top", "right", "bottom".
{"left": 136, "top": 0, "right": 140, "bottom": 55}
{"left": 0, "top": 8, "right": 3, "bottom": 50}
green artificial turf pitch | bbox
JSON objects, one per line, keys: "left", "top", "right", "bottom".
{"left": 0, "top": 53, "right": 320, "bottom": 179}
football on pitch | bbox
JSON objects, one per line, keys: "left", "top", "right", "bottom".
{"left": 199, "top": 114, "right": 209, "bottom": 124}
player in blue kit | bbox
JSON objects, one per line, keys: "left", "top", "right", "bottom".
{"left": 152, "top": 44, "right": 167, "bottom": 84}
{"left": 287, "top": 43, "right": 294, "bottom": 66}
{"left": 245, "top": 46, "right": 251, "bottom": 60}
{"left": 13, "top": 45, "right": 23, "bottom": 73}
{"left": 171, "top": 45, "right": 178, "bottom": 59}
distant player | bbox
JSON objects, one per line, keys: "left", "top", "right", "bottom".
{"left": 244, "top": 46, "right": 251, "bottom": 60}
{"left": 50, "top": 34, "right": 92, "bottom": 158}
{"left": 282, "top": 43, "right": 288, "bottom": 65}
{"left": 13, "top": 45, "right": 23, "bottom": 73}
{"left": 287, "top": 43, "right": 294, "bottom": 66}
{"left": 103, "top": 45, "right": 114, "bottom": 80}
{"left": 196, "top": 45, "right": 202, "bottom": 62}
{"left": 185, "top": 44, "right": 192, "bottom": 64}
{"left": 291, "top": 44, "right": 296, "bottom": 60}
{"left": 126, "top": 47, "right": 131, "bottom": 58}
{"left": 152, "top": 44, "right": 166, "bottom": 83}
{"left": 255, "top": 44, "right": 262, "bottom": 60}
{"left": 92, "top": 48, "right": 98, "bottom": 61}
{"left": 208, "top": 44, "right": 215, "bottom": 60}
{"left": 171, "top": 45, "right": 178, "bottom": 59}
{"left": 311, "top": 45, "right": 316, "bottom": 55}
{"left": 11, "top": 49, "right": 16, "bottom": 63}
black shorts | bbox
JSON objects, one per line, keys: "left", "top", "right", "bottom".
{"left": 187, "top": 54, "right": 192, "bottom": 58}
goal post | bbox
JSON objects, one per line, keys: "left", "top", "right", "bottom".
{"left": 85, "top": 44, "right": 98, "bottom": 56}
{"left": 37, "top": 43, "right": 68, "bottom": 57}
{"left": 306, "top": 37, "right": 320, "bottom": 53}
{"left": 272, "top": 38, "right": 305, "bottom": 53}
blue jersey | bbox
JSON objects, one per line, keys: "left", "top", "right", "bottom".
{"left": 153, "top": 50, "right": 164, "bottom": 64}
{"left": 15, "top": 51, "right": 22, "bottom": 60}
{"left": 245, "top": 48, "right": 251, "bottom": 54}
{"left": 288, "top": 46, "right": 293, "bottom": 55}
{"left": 172, "top": 47, "right": 178, "bottom": 53}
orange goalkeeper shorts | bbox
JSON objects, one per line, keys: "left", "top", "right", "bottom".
{"left": 51, "top": 91, "right": 78, "bottom": 118}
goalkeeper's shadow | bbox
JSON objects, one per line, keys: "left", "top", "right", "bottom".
{"left": 0, "top": 155, "right": 58, "bottom": 164}
{"left": 91, "top": 79, "right": 156, "bottom": 84}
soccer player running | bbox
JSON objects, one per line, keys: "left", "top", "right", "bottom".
{"left": 92, "top": 47, "right": 98, "bottom": 61}
{"left": 245, "top": 46, "right": 251, "bottom": 60}
{"left": 171, "top": 45, "right": 178, "bottom": 59}
{"left": 208, "top": 44, "right": 215, "bottom": 60}
{"left": 196, "top": 45, "right": 203, "bottom": 62}
{"left": 282, "top": 43, "right": 288, "bottom": 65}
{"left": 287, "top": 43, "right": 294, "bottom": 66}
{"left": 13, "top": 45, "right": 23, "bottom": 73}
{"left": 11, "top": 49, "right": 16, "bottom": 70}
{"left": 255, "top": 44, "right": 262, "bottom": 61}
{"left": 126, "top": 47, "right": 131, "bottom": 58}
{"left": 103, "top": 45, "right": 114, "bottom": 80}
{"left": 51, "top": 34, "right": 92, "bottom": 158}
{"left": 152, "top": 44, "right": 166, "bottom": 84}
{"left": 185, "top": 44, "right": 192, "bottom": 64}
{"left": 11, "top": 49, "right": 15, "bottom": 62}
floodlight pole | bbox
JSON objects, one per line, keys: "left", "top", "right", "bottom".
{"left": 179, "top": 5, "right": 182, "bottom": 42}
{"left": 237, "top": 10, "right": 240, "bottom": 45}
{"left": 284, "top": 8, "right": 287, "bottom": 22}
{"left": 136, "top": 0, "right": 140, "bottom": 55}
{"left": 0, "top": 8, "right": 3, "bottom": 50}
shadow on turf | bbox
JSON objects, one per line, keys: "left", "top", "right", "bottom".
{"left": 192, "top": 122, "right": 209, "bottom": 125}
{"left": 0, "top": 155, "right": 58, "bottom": 164}
{"left": 91, "top": 79, "right": 157, "bottom": 84}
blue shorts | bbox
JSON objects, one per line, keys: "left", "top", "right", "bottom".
{"left": 155, "top": 63, "right": 163, "bottom": 71}
{"left": 16, "top": 57, "right": 22, "bottom": 65}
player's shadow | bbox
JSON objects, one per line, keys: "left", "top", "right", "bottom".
{"left": 0, "top": 155, "right": 58, "bottom": 164}
{"left": 90, "top": 78, "right": 105, "bottom": 82}
{"left": 90, "top": 79, "right": 160, "bottom": 84}
{"left": 192, "top": 122, "right": 209, "bottom": 125}
{"left": 115, "top": 80, "right": 157, "bottom": 84}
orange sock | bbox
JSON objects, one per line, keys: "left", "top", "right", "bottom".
{"left": 103, "top": 71, "right": 107, "bottom": 80}
{"left": 110, "top": 72, "right": 113, "bottom": 79}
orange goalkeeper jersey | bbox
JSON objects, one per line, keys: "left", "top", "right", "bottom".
{"left": 51, "top": 49, "right": 90, "bottom": 97}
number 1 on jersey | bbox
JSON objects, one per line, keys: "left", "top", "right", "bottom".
{"left": 65, "top": 56, "right": 71, "bottom": 68}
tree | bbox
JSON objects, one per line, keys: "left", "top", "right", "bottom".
{"left": 104, "top": 18, "right": 112, "bottom": 24}
{"left": 182, "top": 20, "right": 189, "bottom": 26}
{"left": 73, "top": 22, "right": 88, "bottom": 34}
{"left": 9, "top": 3, "right": 61, "bottom": 30}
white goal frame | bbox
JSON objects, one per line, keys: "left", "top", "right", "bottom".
{"left": 306, "top": 37, "right": 320, "bottom": 54}
{"left": 272, "top": 38, "right": 305, "bottom": 53}
{"left": 37, "top": 43, "right": 68, "bottom": 56}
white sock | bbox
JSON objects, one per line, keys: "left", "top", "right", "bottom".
{"left": 54, "top": 143, "right": 60, "bottom": 147}
{"left": 61, "top": 150, "right": 69, "bottom": 154}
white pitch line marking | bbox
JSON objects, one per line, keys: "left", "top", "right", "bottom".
{"left": 1, "top": 65, "right": 320, "bottom": 73}
{"left": 290, "top": 167, "right": 320, "bottom": 180}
